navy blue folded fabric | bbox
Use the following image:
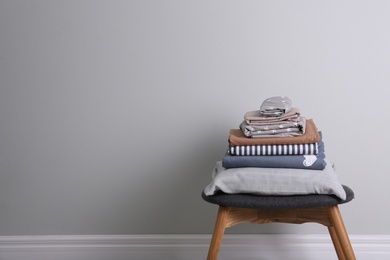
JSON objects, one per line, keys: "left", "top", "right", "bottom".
{"left": 222, "top": 132, "right": 326, "bottom": 170}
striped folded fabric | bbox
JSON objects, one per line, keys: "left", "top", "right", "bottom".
{"left": 228, "top": 143, "right": 318, "bottom": 156}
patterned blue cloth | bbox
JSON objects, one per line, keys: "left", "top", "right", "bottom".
{"left": 228, "top": 143, "right": 318, "bottom": 156}
{"left": 223, "top": 132, "right": 326, "bottom": 170}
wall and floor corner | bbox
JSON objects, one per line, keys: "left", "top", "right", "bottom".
{"left": 0, "top": 234, "right": 389, "bottom": 260}
{"left": 1, "top": 1, "right": 389, "bottom": 259}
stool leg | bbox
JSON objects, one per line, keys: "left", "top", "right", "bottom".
{"left": 328, "top": 206, "right": 356, "bottom": 260}
{"left": 207, "top": 206, "right": 230, "bottom": 260}
{"left": 328, "top": 226, "right": 346, "bottom": 260}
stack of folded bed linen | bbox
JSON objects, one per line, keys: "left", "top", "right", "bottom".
{"left": 204, "top": 96, "right": 346, "bottom": 200}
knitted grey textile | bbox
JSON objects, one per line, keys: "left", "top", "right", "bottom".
{"left": 201, "top": 185, "right": 354, "bottom": 210}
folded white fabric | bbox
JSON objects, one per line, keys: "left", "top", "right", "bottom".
{"left": 204, "top": 159, "right": 346, "bottom": 200}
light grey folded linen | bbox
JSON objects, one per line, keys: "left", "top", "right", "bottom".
{"left": 260, "top": 96, "right": 292, "bottom": 117}
{"left": 240, "top": 117, "right": 306, "bottom": 138}
{"left": 244, "top": 107, "right": 301, "bottom": 125}
{"left": 204, "top": 159, "right": 346, "bottom": 200}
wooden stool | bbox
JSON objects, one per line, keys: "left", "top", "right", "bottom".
{"left": 202, "top": 185, "right": 355, "bottom": 260}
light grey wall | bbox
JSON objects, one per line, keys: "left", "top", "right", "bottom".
{"left": 0, "top": 0, "right": 389, "bottom": 236}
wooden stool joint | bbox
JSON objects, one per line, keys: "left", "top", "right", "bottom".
{"left": 207, "top": 205, "right": 355, "bottom": 260}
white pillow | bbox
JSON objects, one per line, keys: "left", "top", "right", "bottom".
{"left": 204, "top": 159, "right": 346, "bottom": 200}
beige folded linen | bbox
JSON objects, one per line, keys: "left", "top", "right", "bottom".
{"left": 244, "top": 107, "right": 300, "bottom": 125}
{"left": 229, "top": 119, "right": 320, "bottom": 146}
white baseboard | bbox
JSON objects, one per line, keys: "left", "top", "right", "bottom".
{"left": 0, "top": 234, "right": 389, "bottom": 260}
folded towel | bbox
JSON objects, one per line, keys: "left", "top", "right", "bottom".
{"left": 240, "top": 117, "right": 306, "bottom": 138}
{"left": 260, "top": 96, "right": 292, "bottom": 116}
{"left": 229, "top": 119, "right": 320, "bottom": 146}
{"left": 245, "top": 107, "right": 301, "bottom": 125}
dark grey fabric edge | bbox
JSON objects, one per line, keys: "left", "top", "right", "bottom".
{"left": 201, "top": 185, "right": 354, "bottom": 210}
